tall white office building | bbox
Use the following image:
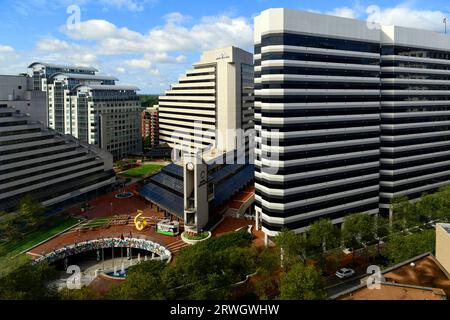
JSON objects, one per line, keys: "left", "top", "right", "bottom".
{"left": 380, "top": 26, "right": 450, "bottom": 214}
{"left": 254, "top": 8, "right": 450, "bottom": 237}
{"left": 254, "top": 9, "right": 382, "bottom": 235}
{"left": 158, "top": 46, "right": 254, "bottom": 155}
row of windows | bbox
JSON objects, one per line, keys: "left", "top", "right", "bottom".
{"left": 381, "top": 46, "right": 450, "bottom": 61}
{"left": 158, "top": 115, "right": 216, "bottom": 125}
{"left": 0, "top": 153, "right": 89, "bottom": 175}
{"left": 381, "top": 106, "right": 450, "bottom": 113}
{"left": 381, "top": 61, "right": 450, "bottom": 70}
{"left": 0, "top": 128, "right": 41, "bottom": 137}
{"left": 0, "top": 163, "right": 105, "bottom": 194}
{"left": 0, "top": 134, "right": 55, "bottom": 146}
{"left": 381, "top": 164, "right": 450, "bottom": 181}
{"left": 1, "top": 170, "right": 115, "bottom": 211}
{"left": 261, "top": 119, "right": 380, "bottom": 131}
{"left": 257, "top": 178, "right": 379, "bottom": 203}
{"left": 381, "top": 125, "right": 450, "bottom": 135}
{"left": 382, "top": 135, "right": 450, "bottom": 148}
{"left": 258, "top": 96, "right": 381, "bottom": 103}
{"left": 261, "top": 107, "right": 380, "bottom": 117}
{"left": 380, "top": 154, "right": 450, "bottom": 170}
{"left": 0, "top": 120, "right": 28, "bottom": 127}
{"left": 258, "top": 190, "right": 379, "bottom": 217}
{"left": 260, "top": 67, "right": 380, "bottom": 78}
{"left": 261, "top": 143, "right": 379, "bottom": 160}
{"left": 381, "top": 144, "right": 450, "bottom": 158}
{"left": 261, "top": 52, "right": 379, "bottom": 65}
{"left": 260, "top": 33, "right": 380, "bottom": 53}
{"left": 383, "top": 115, "right": 450, "bottom": 124}
{"left": 266, "top": 131, "right": 380, "bottom": 146}
{"left": 0, "top": 147, "right": 78, "bottom": 165}
{"left": 262, "top": 82, "right": 381, "bottom": 90}
{"left": 380, "top": 173, "right": 450, "bottom": 193}
{"left": 1, "top": 141, "right": 67, "bottom": 156}
{"left": 382, "top": 84, "right": 450, "bottom": 90}
{"left": 256, "top": 163, "right": 379, "bottom": 185}
{"left": 0, "top": 157, "right": 98, "bottom": 185}
{"left": 381, "top": 73, "right": 450, "bottom": 81}
{"left": 260, "top": 202, "right": 378, "bottom": 230}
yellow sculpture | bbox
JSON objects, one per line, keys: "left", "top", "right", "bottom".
{"left": 134, "top": 210, "right": 148, "bottom": 231}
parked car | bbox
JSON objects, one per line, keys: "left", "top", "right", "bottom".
{"left": 335, "top": 268, "right": 356, "bottom": 279}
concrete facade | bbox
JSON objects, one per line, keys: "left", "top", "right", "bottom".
{"left": 158, "top": 46, "right": 254, "bottom": 154}
{"left": 0, "top": 104, "right": 115, "bottom": 212}
{"left": 254, "top": 8, "right": 450, "bottom": 236}
{"left": 28, "top": 62, "right": 142, "bottom": 159}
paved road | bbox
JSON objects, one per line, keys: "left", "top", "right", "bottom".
{"left": 325, "top": 270, "right": 368, "bottom": 298}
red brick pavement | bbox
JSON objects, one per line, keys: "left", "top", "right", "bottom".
{"left": 27, "top": 224, "right": 182, "bottom": 257}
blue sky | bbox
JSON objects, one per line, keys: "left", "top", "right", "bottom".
{"left": 1, "top": 0, "right": 450, "bottom": 93}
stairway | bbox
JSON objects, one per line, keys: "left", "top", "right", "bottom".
{"left": 166, "top": 239, "right": 189, "bottom": 253}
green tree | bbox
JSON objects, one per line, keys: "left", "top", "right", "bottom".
{"left": 391, "top": 195, "right": 418, "bottom": 231}
{"left": 385, "top": 229, "right": 435, "bottom": 264}
{"left": 273, "top": 228, "right": 305, "bottom": 270}
{"left": 435, "top": 185, "right": 450, "bottom": 221}
{"left": 0, "top": 216, "right": 22, "bottom": 242}
{"left": 0, "top": 261, "right": 57, "bottom": 300}
{"left": 254, "top": 248, "right": 280, "bottom": 299}
{"left": 415, "top": 193, "right": 441, "bottom": 224}
{"left": 308, "top": 218, "right": 338, "bottom": 253}
{"left": 108, "top": 260, "right": 168, "bottom": 300}
{"left": 17, "top": 195, "right": 46, "bottom": 228}
{"left": 278, "top": 263, "right": 326, "bottom": 300}
{"left": 59, "top": 286, "right": 102, "bottom": 300}
{"left": 341, "top": 213, "right": 376, "bottom": 264}
{"left": 375, "top": 215, "right": 390, "bottom": 239}
{"left": 162, "top": 230, "right": 255, "bottom": 300}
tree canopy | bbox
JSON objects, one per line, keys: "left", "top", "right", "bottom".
{"left": 278, "top": 263, "right": 326, "bottom": 300}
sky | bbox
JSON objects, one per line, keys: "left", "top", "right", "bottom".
{"left": 1, "top": 0, "right": 450, "bottom": 94}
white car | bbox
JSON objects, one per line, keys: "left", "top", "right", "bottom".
{"left": 335, "top": 268, "right": 356, "bottom": 279}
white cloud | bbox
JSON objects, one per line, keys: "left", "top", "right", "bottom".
{"left": 0, "top": 45, "right": 15, "bottom": 53}
{"left": 326, "top": 7, "right": 358, "bottom": 19}
{"left": 116, "top": 67, "right": 126, "bottom": 73}
{"left": 36, "top": 38, "right": 73, "bottom": 52}
{"left": 149, "top": 69, "right": 160, "bottom": 76}
{"left": 366, "top": 4, "right": 448, "bottom": 31}
{"left": 123, "top": 58, "right": 152, "bottom": 69}
{"left": 35, "top": 37, "right": 99, "bottom": 66}
{"left": 13, "top": 0, "right": 155, "bottom": 15}
{"left": 62, "top": 12, "right": 253, "bottom": 55}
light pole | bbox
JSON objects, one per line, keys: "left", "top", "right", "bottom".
{"left": 445, "top": 17, "right": 447, "bottom": 34}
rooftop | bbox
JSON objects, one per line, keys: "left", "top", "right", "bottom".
{"left": 334, "top": 253, "right": 450, "bottom": 300}
{"left": 438, "top": 223, "right": 450, "bottom": 234}
{"left": 28, "top": 62, "right": 98, "bottom": 72}
{"left": 73, "top": 84, "right": 140, "bottom": 91}
{"left": 50, "top": 72, "right": 118, "bottom": 81}
{"left": 339, "top": 283, "right": 446, "bottom": 300}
